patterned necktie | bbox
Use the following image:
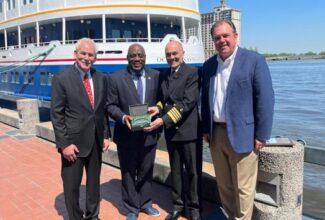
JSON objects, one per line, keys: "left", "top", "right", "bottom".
{"left": 137, "top": 74, "right": 143, "bottom": 104}
{"left": 83, "top": 74, "right": 94, "bottom": 109}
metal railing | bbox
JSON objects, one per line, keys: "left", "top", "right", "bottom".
{"left": 0, "top": 37, "right": 189, "bottom": 51}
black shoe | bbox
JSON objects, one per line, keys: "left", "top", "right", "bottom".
{"left": 126, "top": 212, "right": 137, "bottom": 220}
{"left": 165, "top": 210, "right": 183, "bottom": 220}
{"left": 141, "top": 207, "right": 160, "bottom": 217}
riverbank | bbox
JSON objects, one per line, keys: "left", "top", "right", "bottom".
{"left": 266, "top": 55, "right": 325, "bottom": 61}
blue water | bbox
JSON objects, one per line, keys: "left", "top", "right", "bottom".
{"left": 270, "top": 59, "right": 325, "bottom": 149}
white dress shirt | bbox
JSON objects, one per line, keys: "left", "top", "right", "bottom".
{"left": 213, "top": 46, "right": 238, "bottom": 122}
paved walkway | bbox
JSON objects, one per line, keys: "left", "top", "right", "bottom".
{"left": 0, "top": 123, "right": 221, "bottom": 220}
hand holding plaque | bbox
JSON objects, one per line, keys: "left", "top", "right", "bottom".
{"left": 129, "top": 104, "right": 151, "bottom": 131}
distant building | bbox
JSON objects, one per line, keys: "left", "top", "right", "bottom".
{"left": 201, "top": 0, "right": 241, "bottom": 59}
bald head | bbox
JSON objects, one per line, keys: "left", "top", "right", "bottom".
{"left": 165, "top": 40, "right": 184, "bottom": 70}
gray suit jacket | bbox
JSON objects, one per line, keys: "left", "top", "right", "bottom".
{"left": 51, "top": 65, "right": 110, "bottom": 157}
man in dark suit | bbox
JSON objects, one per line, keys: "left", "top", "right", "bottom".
{"left": 106, "top": 43, "right": 160, "bottom": 220}
{"left": 201, "top": 20, "right": 274, "bottom": 220}
{"left": 145, "top": 40, "right": 201, "bottom": 220}
{"left": 51, "top": 38, "right": 110, "bottom": 220}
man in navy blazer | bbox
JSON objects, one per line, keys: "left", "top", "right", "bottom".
{"left": 106, "top": 44, "right": 160, "bottom": 220}
{"left": 201, "top": 20, "right": 274, "bottom": 219}
{"left": 51, "top": 38, "right": 110, "bottom": 220}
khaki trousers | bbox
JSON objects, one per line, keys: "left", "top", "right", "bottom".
{"left": 210, "top": 124, "right": 258, "bottom": 220}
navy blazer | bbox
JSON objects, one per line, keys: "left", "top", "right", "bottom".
{"left": 201, "top": 47, "right": 275, "bottom": 153}
{"left": 106, "top": 67, "right": 160, "bottom": 147}
{"left": 51, "top": 65, "right": 110, "bottom": 157}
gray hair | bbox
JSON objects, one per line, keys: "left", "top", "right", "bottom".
{"left": 75, "top": 38, "right": 97, "bottom": 53}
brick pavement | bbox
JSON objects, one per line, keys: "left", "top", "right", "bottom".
{"left": 0, "top": 122, "right": 221, "bottom": 220}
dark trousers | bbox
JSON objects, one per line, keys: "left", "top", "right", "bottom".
{"left": 167, "top": 140, "right": 200, "bottom": 215}
{"left": 117, "top": 143, "right": 157, "bottom": 214}
{"left": 61, "top": 139, "right": 102, "bottom": 220}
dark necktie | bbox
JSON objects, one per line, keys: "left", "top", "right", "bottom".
{"left": 170, "top": 69, "right": 176, "bottom": 78}
{"left": 136, "top": 74, "right": 143, "bottom": 104}
{"left": 83, "top": 74, "right": 94, "bottom": 109}
{"left": 167, "top": 70, "right": 175, "bottom": 88}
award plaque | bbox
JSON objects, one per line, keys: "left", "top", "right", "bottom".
{"left": 129, "top": 104, "right": 151, "bottom": 131}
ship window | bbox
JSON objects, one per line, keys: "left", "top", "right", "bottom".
{"left": 23, "top": 0, "right": 33, "bottom": 5}
{"left": 112, "top": 29, "right": 120, "bottom": 38}
{"left": 97, "top": 51, "right": 104, "bottom": 55}
{"left": 3, "top": 72, "right": 8, "bottom": 82}
{"left": 40, "top": 72, "right": 47, "bottom": 86}
{"left": 29, "top": 72, "right": 35, "bottom": 85}
{"left": 5, "top": 72, "right": 8, "bottom": 82}
{"left": 123, "top": 30, "right": 132, "bottom": 38}
{"left": 105, "top": 50, "right": 122, "bottom": 54}
{"left": 47, "top": 72, "right": 53, "bottom": 86}
{"left": 10, "top": 72, "right": 15, "bottom": 83}
{"left": 15, "top": 72, "right": 19, "bottom": 84}
{"left": 8, "top": 0, "right": 15, "bottom": 10}
{"left": 23, "top": 72, "right": 28, "bottom": 84}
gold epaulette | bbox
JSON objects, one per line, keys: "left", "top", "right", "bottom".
{"left": 157, "top": 101, "right": 163, "bottom": 110}
{"left": 167, "top": 107, "right": 182, "bottom": 124}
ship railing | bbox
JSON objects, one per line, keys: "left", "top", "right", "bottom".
{"left": 0, "top": 37, "right": 189, "bottom": 51}
{"left": 63, "top": 38, "right": 167, "bottom": 44}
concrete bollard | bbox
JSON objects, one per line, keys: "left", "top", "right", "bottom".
{"left": 16, "top": 99, "right": 40, "bottom": 134}
{"left": 253, "top": 142, "right": 304, "bottom": 220}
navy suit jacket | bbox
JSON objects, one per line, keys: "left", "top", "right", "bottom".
{"left": 107, "top": 67, "right": 160, "bottom": 147}
{"left": 201, "top": 47, "right": 275, "bottom": 153}
{"left": 51, "top": 65, "right": 110, "bottom": 157}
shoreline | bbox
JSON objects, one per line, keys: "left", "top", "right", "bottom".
{"left": 266, "top": 55, "right": 325, "bottom": 61}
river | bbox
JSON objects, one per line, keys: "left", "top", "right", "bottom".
{"left": 270, "top": 59, "right": 325, "bottom": 149}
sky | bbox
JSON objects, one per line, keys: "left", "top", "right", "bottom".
{"left": 199, "top": 0, "right": 325, "bottom": 54}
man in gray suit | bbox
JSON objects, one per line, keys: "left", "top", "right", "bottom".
{"left": 201, "top": 20, "right": 274, "bottom": 220}
{"left": 106, "top": 44, "right": 160, "bottom": 220}
{"left": 51, "top": 38, "right": 110, "bottom": 220}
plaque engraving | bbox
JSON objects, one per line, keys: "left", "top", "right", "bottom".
{"left": 129, "top": 104, "right": 150, "bottom": 131}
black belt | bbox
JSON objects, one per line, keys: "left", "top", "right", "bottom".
{"left": 213, "top": 122, "right": 227, "bottom": 128}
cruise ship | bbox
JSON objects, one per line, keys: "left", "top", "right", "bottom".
{"left": 0, "top": 0, "right": 205, "bottom": 103}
